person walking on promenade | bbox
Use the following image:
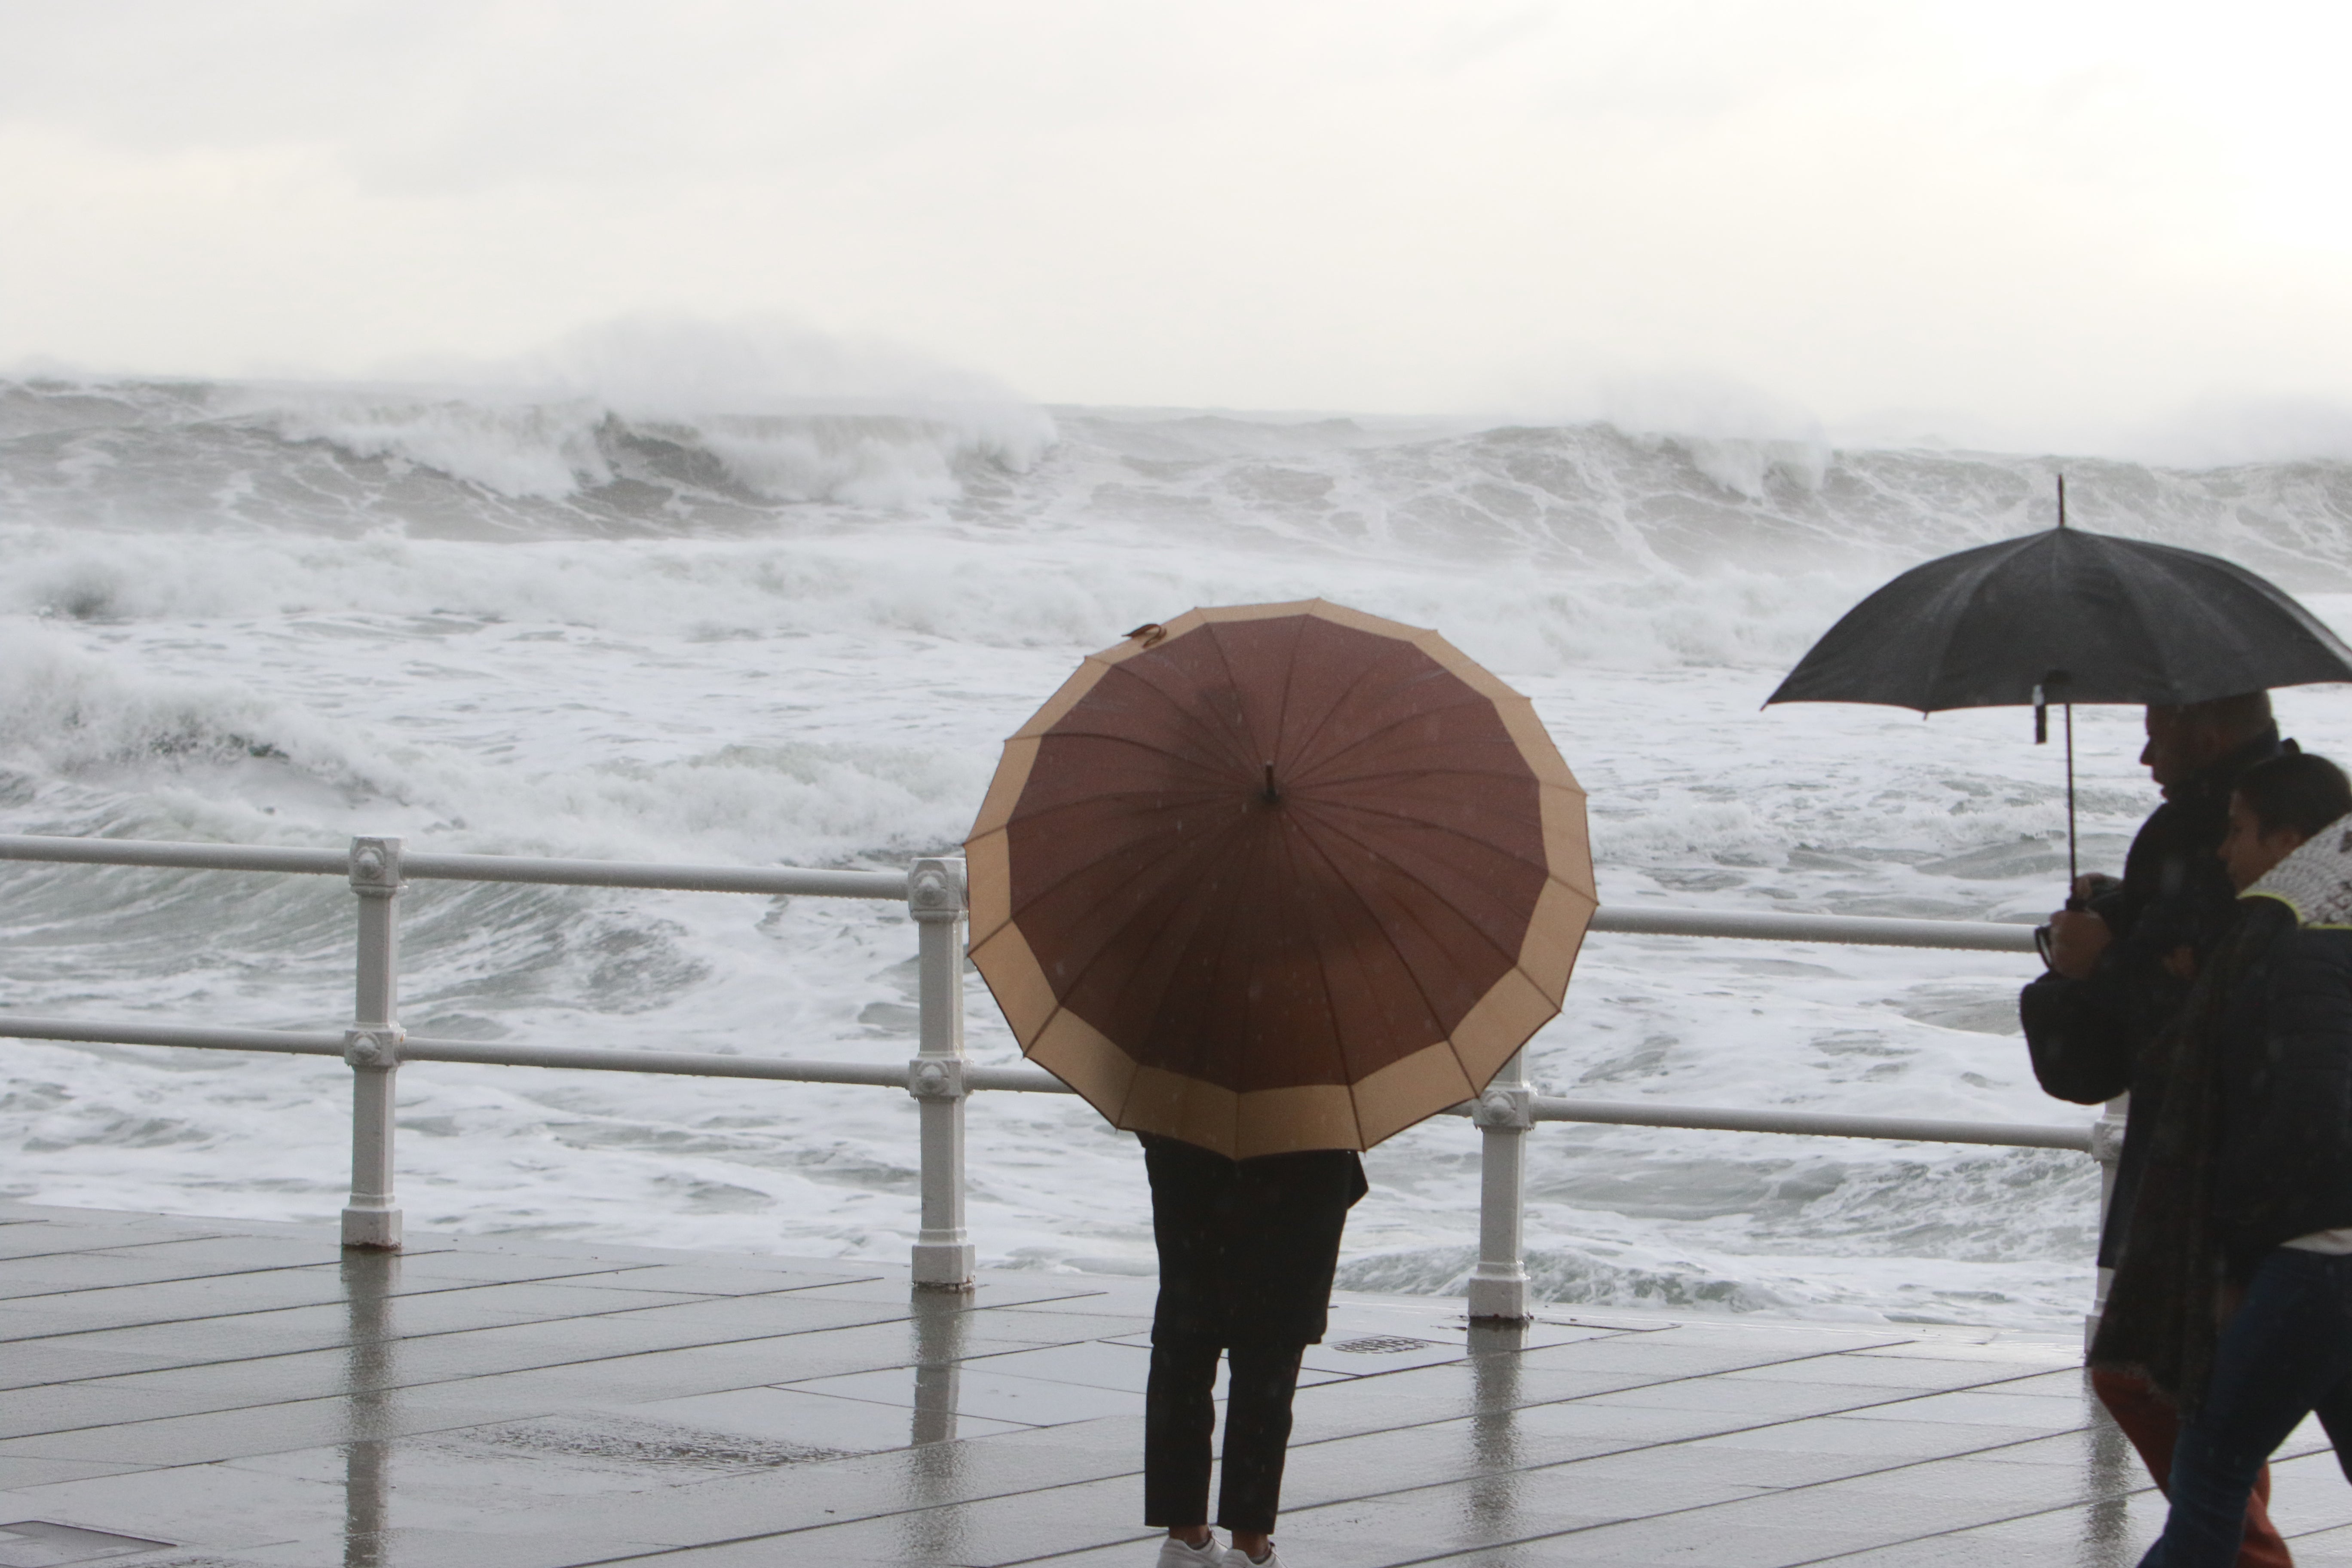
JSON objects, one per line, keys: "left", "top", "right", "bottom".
{"left": 1145, "top": 1133, "right": 1366, "bottom": 1568}
{"left": 2095, "top": 753, "right": 2352, "bottom": 1565}
{"left": 2023, "top": 692, "right": 2294, "bottom": 1566}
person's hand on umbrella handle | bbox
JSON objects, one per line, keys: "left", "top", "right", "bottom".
{"left": 2040, "top": 908, "right": 2112, "bottom": 980}
{"left": 2067, "top": 872, "right": 2122, "bottom": 910}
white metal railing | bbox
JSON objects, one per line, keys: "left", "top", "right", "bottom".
{"left": 0, "top": 832, "right": 2109, "bottom": 1321}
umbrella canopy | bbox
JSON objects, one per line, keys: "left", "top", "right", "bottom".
{"left": 965, "top": 599, "right": 1594, "bottom": 1158}
{"left": 1766, "top": 525, "right": 2352, "bottom": 713}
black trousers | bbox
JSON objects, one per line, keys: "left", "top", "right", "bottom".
{"left": 1143, "top": 1338, "right": 1307, "bottom": 1534}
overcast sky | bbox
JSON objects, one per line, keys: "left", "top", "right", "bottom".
{"left": 3, "top": 0, "right": 2349, "bottom": 454}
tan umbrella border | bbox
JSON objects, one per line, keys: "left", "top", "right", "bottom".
{"left": 965, "top": 599, "right": 1596, "bottom": 1156}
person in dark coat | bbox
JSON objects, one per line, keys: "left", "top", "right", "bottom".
{"left": 2107, "top": 752, "right": 2352, "bottom": 1565}
{"left": 2021, "top": 692, "right": 2295, "bottom": 1568}
{"left": 1143, "top": 1132, "right": 1366, "bottom": 1568}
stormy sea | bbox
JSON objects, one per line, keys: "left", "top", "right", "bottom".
{"left": 8, "top": 366, "right": 2352, "bottom": 1331}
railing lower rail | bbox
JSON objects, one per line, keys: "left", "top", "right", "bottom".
{"left": 0, "top": 1013, "right": 2086, "bottom": 1148}
{"left": 0, "top": 832, "right": 2102, "bottom": 1320}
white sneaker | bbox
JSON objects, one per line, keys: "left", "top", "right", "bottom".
{"left": 1155, "top": 1535, "right": 1223, "bottom": 1568}
{"left": 1222, "top": 1547, "right": 1280, "bottom": 1568}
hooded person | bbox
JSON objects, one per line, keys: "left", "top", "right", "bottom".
{"left": 2021, "top": 692, "right": 2298, "bottom": 1567}
{"left": 2098, "top": 753, "right": 2352, "bottom": 1565}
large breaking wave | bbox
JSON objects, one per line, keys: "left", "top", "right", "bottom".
{"left": 5, "top": 366, "right": 2352, "bottom": 1329}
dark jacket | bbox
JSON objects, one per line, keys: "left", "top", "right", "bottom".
{"left": 2212, "top": 883, "right": 2352, "bottom": 1274}
{"left": 2021, "top": 726, "right": 2284, "bottom": 1266}
{"left": 1142, "top": 1133, "right": 1367, "bottom": 1348}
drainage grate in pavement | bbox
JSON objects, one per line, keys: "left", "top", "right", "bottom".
{"left": 1328, "top": 1335, "right": 1440, "bottom": 1355}
{"left": 0, "top": 1521, "right": 173, "bottom": 1568}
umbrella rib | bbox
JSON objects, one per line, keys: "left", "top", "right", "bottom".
{"left": 1274, "top": 815, "right": 1369, "bottom": 1148}
{"left": 1298, "top": 796, "right": 1561, "bottom": 882}
{"left": 1310, "top": 831, "right": 1573, "bottom": 1093}
{"left": 1270, "top": 612, "right": 1309, "bottom": 779}
{"left": 1003, "top": 808, "right": 1256, "bottom": 930}
{"left": 1010, "top": 750, "right": 1263, "bottom": 813}
{"left": 1027, "top": 728, "right": 1257, "bottom": 769}
{"left": 1293, "top": 807, "right": 1544, "bottom": 974}
{"left": 1092, "top": 662, "right": 1265, "bottom": 776}
{"left": 2104, "top": 545, "right": 2213, "bottom": 699}
{"left": 1179, "top": 819, "right": 1277, "bottom": 1150}
{"left": 1202, "top": 619, "right": 1271, "bottom": 767}
{"left": 995, "top": 799, "right": 1241, "bottom": 859}
{"left": 1082, "top": 823, "right": 1270, "bottom": 1128}
{"left": 1291, "top": 688, "right": 1509, "bottom": 783}
{"left": 1284, "top": 810, "right": 1462, "bottom": 1096}
{"left": 1057, "top": 840, "right": 1262, "bottom": 1136}
{"left": 1304, "top": 761, "right": 1564, "bottom": 789}
{"left": 1939, "top": 545, "right": 2038, "bottom": 711}
{"left": 1002, "top": 762, "right": 1557, "bottom": 847}
{"left": 1283, "top": 637, "right": 1417, "bottom": 778}
{"left": 1006, "top": 782, "right": 1242, "bottom": 814}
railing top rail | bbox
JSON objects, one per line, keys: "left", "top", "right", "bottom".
{"left": 0, "top": 835, "right": 349, "bottom": 877}
{"left": 0, "top": 834, "right": 2041, "bottom": 948}
{"left": 0, "top": 835, "right": 907, "bottom": 901}
{"left": 401, "top": 851, "right": 906, "bottom": 900}
{"left": 1589, "top": 905, "right": 2038, "bottom": 953}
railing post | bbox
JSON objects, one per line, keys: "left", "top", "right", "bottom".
{"left": 1467, "top": 1049, "right": 1534, "bottom": 1322}
{"left": 2086, "top": 1091, "right": 2128, "bottom": 1350}
{"left": 906, "top": 856, "right": 974, "bottom": 1290}
{"left": 342, "top": 836, "right": 405, "bottom": 1251}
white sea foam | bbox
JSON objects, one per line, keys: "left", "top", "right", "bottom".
{"left": 6, "top": 371, "right": 2352, "bottom": 1329}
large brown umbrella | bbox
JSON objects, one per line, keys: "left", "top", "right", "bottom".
{"left": 965, "top": 599, "right": 1594, "bottom": 1158}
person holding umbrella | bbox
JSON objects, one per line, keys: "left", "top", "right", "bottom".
{"left": 965, "top": 601, "right": 1598, "bottom": 1566}
{"left": 2024, "top": 693, "right": 2300, "bottom": 1568}
{"left": 1767, "top": 496, "right": 2352, "bottom": 1568}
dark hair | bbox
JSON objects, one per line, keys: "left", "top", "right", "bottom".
{"left": 2234, "top": 752, "right": 2352, "bottom": 839}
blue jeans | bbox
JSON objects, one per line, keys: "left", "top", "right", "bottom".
{"left": 2142, "top": 1248, "right": 2352, "bottom": 1566}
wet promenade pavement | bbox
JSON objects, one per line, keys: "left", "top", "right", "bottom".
{"left": 3, "top": 1200, "right": 2350, "bottom": 1568}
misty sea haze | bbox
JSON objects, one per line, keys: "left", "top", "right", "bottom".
{"left": 8, "top": 368, "right": 2352, "bottom": 1332}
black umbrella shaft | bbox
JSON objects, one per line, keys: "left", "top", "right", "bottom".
{"left": 2065, "top": 703, "right": 2078, "bottom": 888}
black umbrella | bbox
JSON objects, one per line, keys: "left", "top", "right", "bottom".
{"left": 1767, "top": 480, "right": 2352, "bottom": 879}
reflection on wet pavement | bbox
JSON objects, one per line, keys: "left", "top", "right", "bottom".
{"left": 1468, "top": 1319, "right": 1527, "bottom": 1543}
{"left": 341, "top": 1250, "right": 396, "bottom": 1568}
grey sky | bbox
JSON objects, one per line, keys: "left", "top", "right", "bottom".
{"left": 3, "top": 1, "right": 2348, "bottom": 454}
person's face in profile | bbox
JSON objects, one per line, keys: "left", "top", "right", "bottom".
{"left": 2219, "top": 791, "right": 2308, "bottom": 892}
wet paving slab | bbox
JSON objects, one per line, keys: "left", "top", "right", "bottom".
{"left": 0, "top": 1199, "right": 2348, "bottom": 1566}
